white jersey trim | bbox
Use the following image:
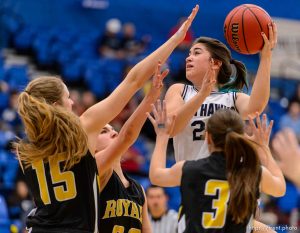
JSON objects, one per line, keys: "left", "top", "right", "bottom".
{"left": 93, "top": 175, "right": 98, "bottom": 233}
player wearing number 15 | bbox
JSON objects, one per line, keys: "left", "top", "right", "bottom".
{"left": 148, "top": 104, "right": 285, "bottom": 233}
{"left": 14, "top": 77, "right": 100, "bottom": 233}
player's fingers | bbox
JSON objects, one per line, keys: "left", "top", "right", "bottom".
{"left": 272, "top": 21, "right": 278, "bottom": 47}
{"left": 268, "top": 23, "right": 274, "bottom": 44}
{"left": 266, "top": 120, "right": 274, "bottom": 136}
{"left": 160, "top": 69, "right": 169, "bottom": 82}
{"left": 151, "top": 103, "right": 159, "bottom": 120}
{"left": 162, "top": 100, "right": 167, "bottom": 123}
{"left": 272, "top": 133, "right": 285, "bottom": 154}
{"left": 248, "top": 116, "right": 257, "bottom": 131}
{"left": 261, "top": 32, "right": 269, "bottom": 46}
{"left": 154, "top": 61, "right": 161, "bottom": 77}
{"left": 189, "top": 5, "right": 199, "bottom": 22}
{"left": 272, "top": 137, "right": 282, "bottom": 157}
{"left": 255, "top": 112, "right": 262, "bottom": 130}
{"left": 156, "top": 99, "right": 163, "bottom": 119}
{"left": 204, "top": 68, "right": 212, "bottom": 82}
{"left": 262, "top": 114, "right": 267, "bottom": 131}
{"left": 285, "top": 129, "right": 299, "bottom": 146}
{"left": 153, "top": 61, "right": 162, "bottom": 87}
{"left": 146, "top": 112, "right": 156, "bottom": 127}
{"left": 184, "top": 5, "right": 199, "bottom": 29}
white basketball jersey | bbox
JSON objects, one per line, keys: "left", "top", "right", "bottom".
{"left": 173, "top": 84, "right": 237, "bottom": 161}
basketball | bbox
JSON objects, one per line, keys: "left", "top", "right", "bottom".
{"left": 224, "top": 4, "right": 272, "bottom": 55}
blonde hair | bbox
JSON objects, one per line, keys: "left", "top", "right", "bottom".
{"left": 13, "top": 76, "right": 88, "bottom": 170}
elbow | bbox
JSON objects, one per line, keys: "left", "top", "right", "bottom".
{"left": 272, "top": 181, "right": 286, "bottom": 197}
{"left": 245, "top": 107, "right": 265, "bottom": 119}
{"left": 247, "top": 104, "right": 266, "bottom": 118}
{"left": 131, "top": 77, "right": 142, "bottom": 90}
{"left": 255, "top": 105, "right": 266, "bottom": 114}
{"left": 248, "top": 100, "right": 269, "bottom": 116}
{"left": 149, "top": 171, "right": 161, "bottom": 186}
{"left": 276, "top": 183, "right": 286, "bottom": 197}
{"left": 119, "top": 127, "right": 136, "bottom": 145}
{"left": 126, "top": 69, "right": 144, "bottom": 89}
{"left": 272, "top": 189, "right": 286, "bottom": 198}
{"left": 255, "top": 106, "right": 265, "bottom": 114}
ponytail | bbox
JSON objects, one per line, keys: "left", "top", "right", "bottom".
{"left": 14, "top": 89, "right": 88, "bottom": 170}
{"left": 221, "top": 59, "right": 248, "bottom": 92}
{"left": 207, "top": 109, "right": 261, "bottom": 224}
{"left": 224, "top": 131, "right": 260, "bottom": 223}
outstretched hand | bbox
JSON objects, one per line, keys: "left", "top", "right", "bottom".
{"left": 261, "top": 21, "right": 277, "bottom": 56}
{"left": 272, "top": 129, "right": 300, "bottom": 186}
{"left": 147, "top": 61, "right": 169, "bottom": 100}
{"left": 199, "top": 60, "right": 216, "bottom": 96}
{"left": 247, "top": 113, "right": 273, "bottom": 165}
{"left": 147, "top": 100, "right": 176, "bottom": 136}
{"left": 247, "top": 112, "right": 273, "bottom": 147}
{"left": 173, "top": 5, "right": 199, "bottom": 43}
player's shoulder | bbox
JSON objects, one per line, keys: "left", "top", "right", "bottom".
{"left": 167, "top": 83, "right": 186, "bottom": 93}
{"left": 183, "top": 158, "right": 209, "bottom": 175}
{"left": 167, "top": 83, "right": 196, "bottom": 99}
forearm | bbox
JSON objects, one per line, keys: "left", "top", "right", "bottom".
{"left": 247, "top": 54, "right": 271, "bottom": 115}
{"left": 149, "top": 135, "right": 169, "bottom": 185}
{"left": 261, "top": 147, "right": 285, "bottom": 189}
{"left": 128, "top": 35, "right": 181, "bottom": 88}
{"left": 81, "top": 37, "right": 180, "bottom": 135}
{"left": 171, "top": 91, "right": 207, "bottom": 136}
{"left": 80, "top": 80, "right": 139, "bottom": 136}
{"left": 261, "top": 147, "right": 282, "bottom": 177}
{"left": 81, "top": 6, "right": 199, "bottom": 137}
{"left": 119, "top": 94, "right": 157, "bottom": 146}
{"left": 95, "top": 95, "right": 157, "bottom": 174}
{"left": 261, "top": 165, "right": 286, "bottom": 197}
{"left": 127, "top": 5, "right": 199, "bottom": 88}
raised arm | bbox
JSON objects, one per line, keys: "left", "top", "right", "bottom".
{"left": 148, "top": 100, "right": 184, "bottom": 187}
{"left": 80, "top": 5, "right": 199, "bottom": 154}
{"left": 236, "top": 22, "right": 277, "bottom": 119}
{"left": 260, "top": 164, "right": 285, "bottom": 197}
{"left": 96, "top": 63, "right": 168, "bottom": 178}
{"left": 166, "top": 65, "right": 216, "bottom": 136}
{"left": 272, "top": 129, "right": 300, "bottom": 188}
{"left": 248, "top": 113, "right": 286, "bottom": 197}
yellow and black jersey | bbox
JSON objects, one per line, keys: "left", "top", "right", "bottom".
{"left": 24, "top": 152, "right": 99, "bottom": 233}
{"left": 179, "top": 151, "right": 258, "bottom": 233}
{"left": 99, "top": 171, "right": 144, "bottom": 233}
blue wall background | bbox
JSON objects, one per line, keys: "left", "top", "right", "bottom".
{"left": 2, "top": 0, "right": 299, "bottom": 40}
{"left": 1, "top": 0, "right": 300, "bottom": 71}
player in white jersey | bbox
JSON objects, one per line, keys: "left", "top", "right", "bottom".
{"left": 173, "top": 85, "right": 237, "bottom": 160}
{"left": 165, "top": 24, "right": 277, "bottom": 161}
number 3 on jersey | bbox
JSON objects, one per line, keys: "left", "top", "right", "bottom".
{"left": 32, "top": 156, "right": 77, "bottom": 204}
{"left": 202, "top": 180, "right": 230, "bottom": 229}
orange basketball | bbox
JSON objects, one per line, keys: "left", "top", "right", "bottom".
{"left": 224, "top": 4, "right": 272, "bottom": 55}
